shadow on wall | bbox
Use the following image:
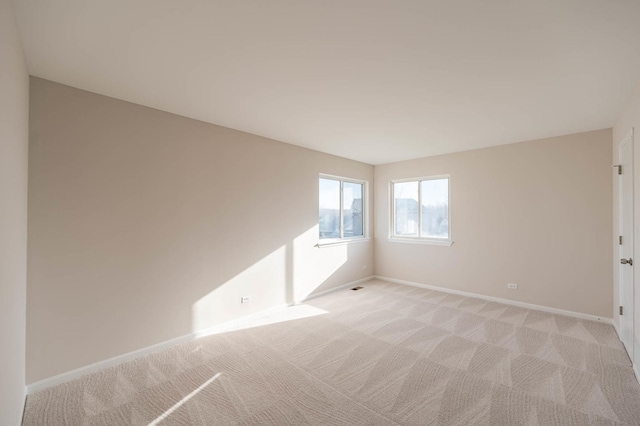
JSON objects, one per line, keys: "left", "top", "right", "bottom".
{"left": 191, "top": 224, "right": 359, "bottom": 334}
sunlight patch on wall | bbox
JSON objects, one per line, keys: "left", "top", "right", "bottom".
{"left": 194, "top": 304, "right": 328, "bottom": 339}
{"left": 293, "top": 225, "right": 347, "bottom": 302}
{"left": 192, "top": 246, "right": 286, "bottom": 332}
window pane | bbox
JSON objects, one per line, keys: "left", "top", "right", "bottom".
{"left": 421, "top": 178, "right": 449, "bottom": 238}
{"left": 394, "top": 181, "right": 419, "bottom": 236}
{"left": 319, "top": 178, "right": 340, "bottom": 239}
{"left": 343, "top": 182, "right": 363, "bottom": 237}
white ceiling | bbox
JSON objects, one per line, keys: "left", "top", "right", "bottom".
{"left": 13, "top": 0, "right": 640, "bottom": 165}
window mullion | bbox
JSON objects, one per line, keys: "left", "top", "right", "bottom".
{"left": 418, "top": 181, "right": 422, "bottom": 238}
{"left": 391, "top": 183, "right": 395, "bottom": 238}
{"left": 340, "top": 180, "right": 344, "bottom": 238}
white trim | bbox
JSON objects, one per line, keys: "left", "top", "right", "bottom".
{"left": 387, "top": 237, "right": 453, "bottom": 246}
{"left": 315, "top": 237, "right": 370, "bottom": 248}
{"left": 21, "top": 386, "right": 27, "bottom": 424}
{"left": 612, "top": 319, "right": 621, "bottom": 339}
{"left": 26, "top": 302, "right": 292, "bottom": 394}
{"left": 391, "top": 174, "right": 451, "bottom": 184}
{"left": 635, "top": 337, "right": 640, "bottom": 385}
{"left": 374, "top": 275, "right": 613, "bottom": 324}
{"left": 319, "top": 173, "right": 368, "bottom": 184}
{"left": 609, "top": 320, "right": 639, "bottom": 386}
{"left": 319, "top": 173, "right": 369, "bottom": 241}
{"left": 389, "top": 175, "right": 452, "bottom": 243}
{"left": 27, "top": 336, "right": 197, "bottom": 394}
{"left": 617, "top": 128, "right": 635, "bottom": 360}
{"left": 26, "top": 276, "right": 375, "bottom": 394}
{"left": 298, "top": 275, "right": 375, "bottom": 303}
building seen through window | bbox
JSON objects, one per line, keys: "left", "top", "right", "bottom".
{"left": 319, "top": 176, "right": 364, "bottom": 240}
{"left": 392, "top": 177, "right": 449, "bottom": 240}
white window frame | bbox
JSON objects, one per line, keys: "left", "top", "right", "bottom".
{"left": 317, "top": 174, "right": 370, "bottom": 247}
{"left": 389, "top": 175, "right": 453, "bottom": 246}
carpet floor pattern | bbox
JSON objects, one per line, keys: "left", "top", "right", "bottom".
{"left": 23, "top": 279, "right": 640, "bottom": 425}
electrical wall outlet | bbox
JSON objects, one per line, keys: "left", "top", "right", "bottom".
{"left": 241, "top": 296, "right": 251, "bottom": 303}
{"left": 507, "top": 283, "right": 518, "bottom": 290}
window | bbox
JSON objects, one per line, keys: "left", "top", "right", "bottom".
{"left": 391, "top": 176, "right": 451, "bottom": 245}
{"left": 319, "top": 175, "right": 367, "bottom": 243}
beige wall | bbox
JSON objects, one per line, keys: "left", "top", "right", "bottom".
{"left": 25, "top": 76, "right": 621, "bottom": 386}
{"left": 27, "top": 78, "right": 374, "bottom": 384}
{"left": 612, "top": 83, "right": 640, "bottom": 368}
{"left": 374, "top": 129, "right": 613, "bottom": 318}
{"left": 0, "top": 0, "right": 29, "bottom": 423}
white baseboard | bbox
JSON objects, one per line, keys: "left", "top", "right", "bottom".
{"left": 21, "top": 385, "right": 27, "bottom": 424}
{"left": 611, "top": 319, "right": 621, "bottom": 339}
{"left": 24, "top": 302, "right": 278, "bottom": 394}
{"left": 26, "top": 275, "right": 374, "bottom": 395}
{"left": 634, "top": 338, "right": 640, "bottom": 385}
{"left": 374, "top": 275, "right": 613, "bottom": 324}
{"left": 299, "top": 275, "right": 375, "bottom": 303}
{"left": 25, "top": 274, "right": 615, "bottom": 394}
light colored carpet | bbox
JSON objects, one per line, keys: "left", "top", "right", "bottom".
{"left": 23, "top": 279, "right": 640, "bottom": 425}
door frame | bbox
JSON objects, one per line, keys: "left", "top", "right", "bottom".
{"left": 618, "top": 128, "right": 634, "bottom": 359}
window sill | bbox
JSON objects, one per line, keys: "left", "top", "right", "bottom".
{"left": 315, "top": 237, "right": 371, "bottom": 248}
{"left": 387, "top": 237, "right": 453, "bottom": 246}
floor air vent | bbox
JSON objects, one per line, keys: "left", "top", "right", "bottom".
{"left": 351, "top": 286, "right": 364, "bottom": 291}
